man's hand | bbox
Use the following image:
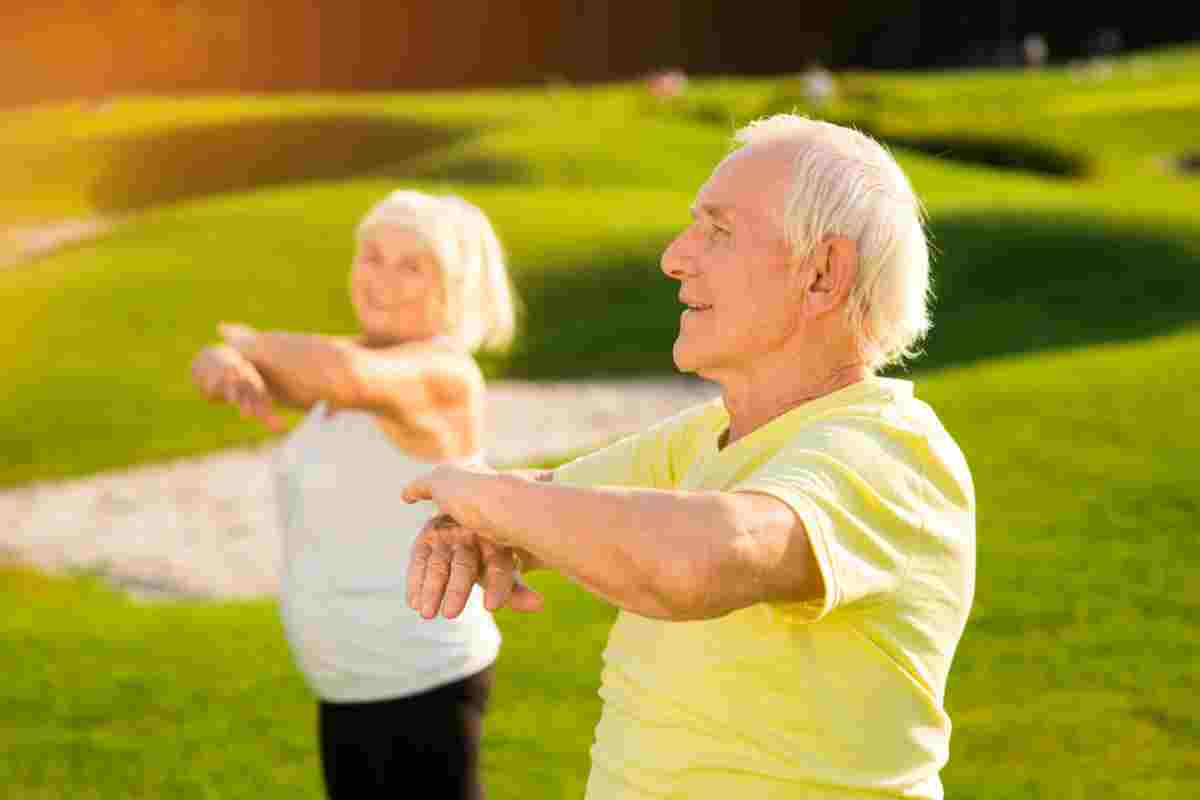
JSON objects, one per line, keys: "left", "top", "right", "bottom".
{"left": 190, "top": 343, "right": 285, "bottom": 432}
{"left": 401, "top": 464, "right": 502, "bottom": 533}
{"left": 407, "top": 514, "right": 544, "bottom": 618}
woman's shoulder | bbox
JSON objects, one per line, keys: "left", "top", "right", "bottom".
{"left": 360, "top": 337, "right": 483, "bottom": 385}
{"left": 372, "top": 344, "right": 487, "bottom": 427}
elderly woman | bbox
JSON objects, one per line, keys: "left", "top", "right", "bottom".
{"left": 403, "top": 115, "right": 976, "bottom": 800}
{"left": 191, "top": 190, "right": 517, "bottom": 800}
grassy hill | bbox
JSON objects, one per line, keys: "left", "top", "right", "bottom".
{"left": 2, "top": 47, "right": 1199, "bottom": 485}
{"left": 1, "top": 44, "right": 1198, "bottom": 799}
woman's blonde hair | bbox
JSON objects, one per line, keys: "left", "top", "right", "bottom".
{"left": 733, "top": 114, "right": 932, "bottom": 372}
{"left": 356, "top": 190, "right": 517, "bottom": 353}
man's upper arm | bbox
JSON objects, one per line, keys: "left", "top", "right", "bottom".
{"left": 716, "top": 489, "right": 825, "bottom": 613}
{"left": 734, "top": 424, "right": 921, "bottom": 623}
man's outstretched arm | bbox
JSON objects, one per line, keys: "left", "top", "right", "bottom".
{"left": 403, "top": 466, "right": 823, "bottom": 622}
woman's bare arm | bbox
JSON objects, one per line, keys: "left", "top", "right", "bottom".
{"left": 218, "top": 322, "right": 479, "bottom": 434}
{"left": 190, "top": 343, "right": 285, "bottom": 431}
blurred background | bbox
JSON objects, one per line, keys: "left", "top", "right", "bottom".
{"left": 4, "top": 2, "right": 1200, "bottom": 102}
{"left": 2, "top": 2, "right": 1198, "bottom": 798}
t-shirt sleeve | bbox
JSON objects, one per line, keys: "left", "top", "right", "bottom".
{"left": 736, "top": 421, "right": 930, "bottom": 623}
{"left": 553, "top": 401, "right": 719, "bottom": 490}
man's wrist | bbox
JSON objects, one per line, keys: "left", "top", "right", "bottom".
{"left": 476, "top": 472, "right": 539, "bottom": 547}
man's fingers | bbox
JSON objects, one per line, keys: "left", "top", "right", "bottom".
{"left": 477, "top": 541, "right": 544, "bottom": 613}
{"left": 441, "top": 544, "right": 481, "bottom": 619}
{"left": 480, "top": 546, "right": 517, "bottom": 612}
{"left": 408, "top": 535, "right": 433, "bottom": 610}
{"left": 420, "top": 537, "right": 454, "bottom": 619}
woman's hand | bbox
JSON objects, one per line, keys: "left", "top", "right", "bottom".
{"left": 217, "top": 321, "right": 259, "bottom": 350}
{"left": 190, "top": 344, "right": 285, "bottom": 432}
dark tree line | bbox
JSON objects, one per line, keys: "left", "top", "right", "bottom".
{"left": 1, "top": 1, "right": 1197, "bottom": 106}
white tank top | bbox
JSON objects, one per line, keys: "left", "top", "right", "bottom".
{"left": 273, "top": 402, "right": 500, "bottom": 702}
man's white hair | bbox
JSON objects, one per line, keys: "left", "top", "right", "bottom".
{"left": 734, "top": 114, "right": 932, "bottom": 372}
{"left": 356, "top": 190, "right": 516, "bottom": 352}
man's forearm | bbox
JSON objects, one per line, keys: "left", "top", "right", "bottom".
{"left": 502, "top": 469, "right": 555, "bottom": 574}
{"left": 475, "top": 474, "right": 740, "bottom": 619}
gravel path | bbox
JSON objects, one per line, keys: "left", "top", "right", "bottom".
{"left": 0, "top": 378, "right": 719, "bottom": 600}
{"left": 1, "top": 217, "right": 117, "bottom": 268}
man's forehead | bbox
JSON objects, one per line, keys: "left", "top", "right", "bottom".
{"left": 692, "top": 147, "right": 793, "bottom": 228}
{"left": 691, "top": 162, "right": 748, "bottom": 221}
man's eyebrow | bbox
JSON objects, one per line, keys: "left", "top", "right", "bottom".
{"left": 689, "top": 203, "right": 734, "bottom": 223}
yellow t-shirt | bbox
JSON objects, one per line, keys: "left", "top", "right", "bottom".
{"left": 555, "top": 378, "right": 975, "bottom": 800}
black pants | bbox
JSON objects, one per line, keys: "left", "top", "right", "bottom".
{"left": 318, "top": 667, "right": 493, "bottom": 800}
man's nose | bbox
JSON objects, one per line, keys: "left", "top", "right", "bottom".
{"left": 660, "top": 229, "right": 697, "bottom": 280}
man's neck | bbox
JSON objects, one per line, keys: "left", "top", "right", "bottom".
{"left": 712, "top": 357, "right": 869, "bottom": 449}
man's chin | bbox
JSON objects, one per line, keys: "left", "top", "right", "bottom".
{"left": 671, "top": 342, "right": 703, "bottom": 374}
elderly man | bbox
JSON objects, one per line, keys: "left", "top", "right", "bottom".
{"left": 403, "top": 114, "right": 975, "bottom": 799}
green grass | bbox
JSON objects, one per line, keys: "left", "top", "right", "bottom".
{"left": 0, "top": 563, "right": 614, "bottom": 799}
{"left": 4, "top": 326, "right": 1197, "bottom": 799}
{"left": 663, "top": 44, "right": 1200, "bottom": 183}
{"left": 0, "top": 181, "right": 695, "bottom": 484}
{"left": 923, "top": 330, "right": 1200, "bottom": 798}
{"left": 2, "top": 56, "right": 1200, "bottom": 484}
{"left": 3, "top": 158, "right": 1198, "bottom": 485}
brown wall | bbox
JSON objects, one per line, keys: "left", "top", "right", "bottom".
{"left": 3, "top": 2, "right": 1197, "bottom": 107}
{"left": 1, "top": 1, "right": 845, "bottom": 107}
{"left": 1, "top": 2, "right": 633, "bottom": 105}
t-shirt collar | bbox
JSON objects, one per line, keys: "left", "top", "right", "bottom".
{"left": 715, "top": 377, "right": 912, "bottom": 454}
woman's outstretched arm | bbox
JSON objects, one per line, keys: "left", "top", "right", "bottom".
{"left": 190, "top": 343, "right": 286, "bottom": 431}
{"left": 217, "top": 322, "right": 479, "bottom": 427}
{"left": 217, "top": 322, "right": 367, "bottom": 411}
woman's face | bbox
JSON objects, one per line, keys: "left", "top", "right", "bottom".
{"left": 350, "top": 224, "right": 445, "bottom": 346}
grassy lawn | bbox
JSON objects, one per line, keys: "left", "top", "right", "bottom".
{"left": 2, "top": 43, "right": 1199, "bottom": 799}
{"left": 4, "top": 327, "right": 1198, "bottom": 799}
{"left": 3, "top": 80, "right": 1199, "bottom": 485}
{"left": 0, "top": 563, "right": 613, "bottom": 799}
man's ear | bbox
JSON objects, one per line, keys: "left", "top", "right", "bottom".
{"left": 805, "top": 236, "right": 857, "bottom": 316}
